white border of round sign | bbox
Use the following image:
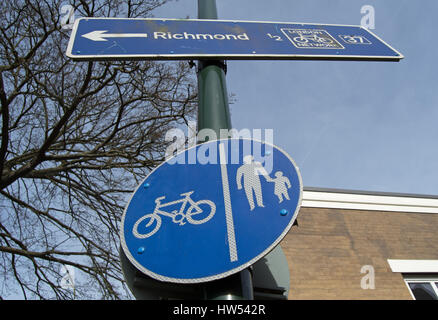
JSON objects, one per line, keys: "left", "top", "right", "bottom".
{"left": 119, "top": 138, "right": 303, "bottom": 283}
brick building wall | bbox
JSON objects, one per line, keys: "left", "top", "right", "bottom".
{"left": 281, "top": 206, "right": 438, "bottom": 299}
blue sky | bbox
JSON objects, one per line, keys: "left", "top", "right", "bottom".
{"left": 153, "top": 0, "right": 438, "bottom": 196}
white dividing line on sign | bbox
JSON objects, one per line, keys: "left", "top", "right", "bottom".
{"left": 219, "top": 143, "right": 238, "bottom": 262}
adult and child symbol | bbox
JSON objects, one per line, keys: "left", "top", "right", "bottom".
{"left": 236, "top": 155, "right": 291, "bottom": 211}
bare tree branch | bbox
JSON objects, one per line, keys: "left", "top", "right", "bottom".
{"left": 0, "top": 0, "right": 197, "bottom": 299}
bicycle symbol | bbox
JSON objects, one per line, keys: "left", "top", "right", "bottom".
{"left": 281, "top": 28, "right": 344, "bottom": 50}
{"left": 293, "top": 33, "right": 334, "bottom": 44}
{"left": 132, "top": 191, "right": 216, "bottom": 239}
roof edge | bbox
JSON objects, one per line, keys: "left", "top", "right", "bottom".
{"left": 302, "top": 187, "right": 438, "bottom": 213}
{"left": 303, "top": 186, "right": 438, "bottom": 200}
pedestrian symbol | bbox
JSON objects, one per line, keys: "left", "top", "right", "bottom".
{"left": 236, "top": 156, "right": 293, "bottom": 210}
{"left": 272, "top": 171, "right": 291, "bottom": 203}
{"left": 236, "top": 155, "right": 272, "bottom": 211}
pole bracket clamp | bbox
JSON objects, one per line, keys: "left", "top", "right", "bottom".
{"left": 196, "top": 60, "right": 227, "bottom": 74}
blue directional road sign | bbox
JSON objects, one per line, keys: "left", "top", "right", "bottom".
{"left": 67, "top": 18, "right": 403, "bottom": 61}
{"left": 120, "top": 138, "right": 303, "bottom": 283}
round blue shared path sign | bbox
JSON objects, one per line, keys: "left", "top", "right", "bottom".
{"left": 120, "top": 138, "right": 303, "bottom": 283}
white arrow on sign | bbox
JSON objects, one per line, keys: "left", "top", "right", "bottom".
{"left": 81, "top": 30, "right": 148, "bottom": 42}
